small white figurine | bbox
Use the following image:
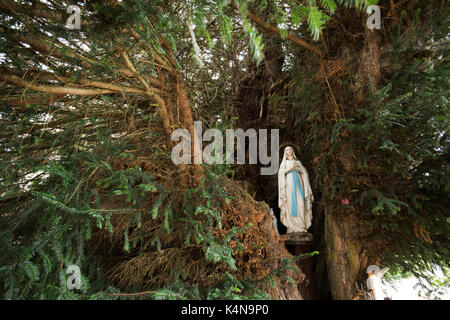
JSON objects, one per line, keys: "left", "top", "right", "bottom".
{"left": 278, "top": 146, "right": 314, "bottom": 233}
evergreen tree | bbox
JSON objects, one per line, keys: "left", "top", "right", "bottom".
{"left": 0, "top": 0, "right": 448, "bottom": 299}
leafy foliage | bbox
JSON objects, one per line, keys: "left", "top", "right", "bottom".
{"left": 287, "top": 2, "right": 449, "bottom": 290}
{"left": 0, "top": 0, "right": 448, "bottom": 301}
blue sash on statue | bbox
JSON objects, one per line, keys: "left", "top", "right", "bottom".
{"left": 289, "top": 171, "right": 305, "bottom": 217}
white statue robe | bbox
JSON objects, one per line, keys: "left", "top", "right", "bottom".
{"left": 278, "top": 156, "right": 313, "bottom": 233}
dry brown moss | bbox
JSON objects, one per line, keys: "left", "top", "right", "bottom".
{"left": 83, "top": 122, "right": 302, "bottom": 298}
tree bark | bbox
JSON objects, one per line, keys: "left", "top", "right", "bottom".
{"left": 324, "top": 27, "right": 382, "bottom": 300}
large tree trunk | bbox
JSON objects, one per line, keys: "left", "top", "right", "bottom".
{"left": 325, "top": 212, "right": 368, "bottom": 299}
{"left": 323, "top": 26, "right": 382, "bottom": 300}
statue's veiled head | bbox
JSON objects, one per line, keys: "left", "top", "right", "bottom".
{"left": 283, "top": 146, "right": 297, "bottom": 160}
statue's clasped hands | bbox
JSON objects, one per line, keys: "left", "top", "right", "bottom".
{"left": 286, "top": 161, "right": 303, "bottom": 174}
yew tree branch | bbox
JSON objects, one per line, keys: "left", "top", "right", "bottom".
{"left": 230, "top": 2, "right": 324, "bottom": 57}
{"left": 0, "top": 73, "right": 115, "bottom": 96}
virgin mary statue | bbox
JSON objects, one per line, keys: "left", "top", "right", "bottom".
{"left": 278, "top": 146, "right": 314, "bottom": 233}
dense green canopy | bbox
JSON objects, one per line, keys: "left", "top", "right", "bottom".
{"left": 0, "top": 0, "right": 448, "bottom": 299}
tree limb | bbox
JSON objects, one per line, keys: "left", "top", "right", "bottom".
{"left": 0, "top": 73, "right": 115, "bottom": 95}
{"left": 230, "top": 2, "right": 323, "bottom": 57}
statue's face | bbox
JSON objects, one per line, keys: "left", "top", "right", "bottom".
{"left": 286, "top": 148, "right": 293, "bottom": 157}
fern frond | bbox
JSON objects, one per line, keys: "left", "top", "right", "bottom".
{"left": 307, "top": 5, "right": 330, "bottom": 41}
{"left": 19, "top": 260, "right": 40, "bottom": 281}
{"left": 320, "top": 0, "right": 337, "bottom": 13}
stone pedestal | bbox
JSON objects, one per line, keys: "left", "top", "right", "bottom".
{"left": 285, "top": 232, "right": 315, "bottom": 300}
